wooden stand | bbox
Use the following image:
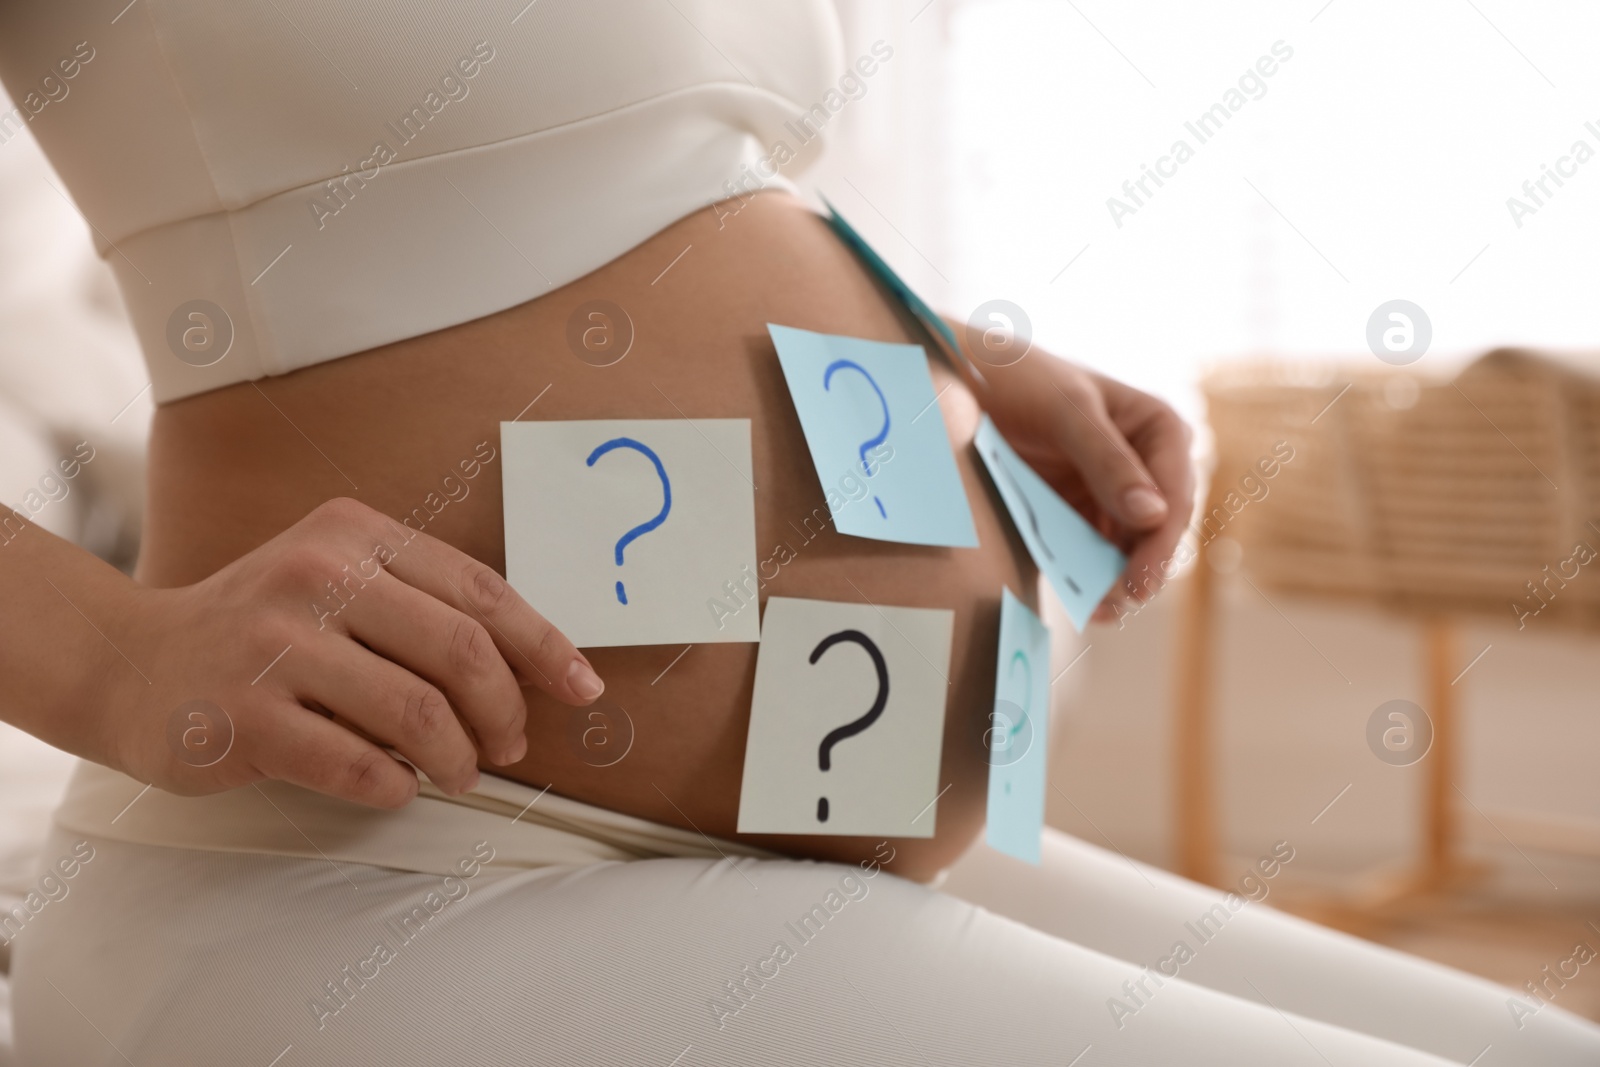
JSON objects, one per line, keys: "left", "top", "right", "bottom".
{"left": 1173, "top": 578, "right": 1487, "bottom": 920}
{"left": 1176, "top": 353, "right": 1597, "bottom": 925}
{"left": 1423, "top": 618, "right": 1457, "bottom": 890}
{"left": 1173, "top": 541, "right": 1219, "bottom": 888}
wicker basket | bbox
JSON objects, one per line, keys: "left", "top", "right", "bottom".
{"left": 1202, "top": 348, "right": 1600, "bottom": 628}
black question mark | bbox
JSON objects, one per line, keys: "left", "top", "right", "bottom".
{"left": 811, "top": 629, "right": 890, "bottom": 823}
{"left": 991, "top": 447, "right": 1082, "bottom": 595}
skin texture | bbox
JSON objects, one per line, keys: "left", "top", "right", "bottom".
{"left": 110, "top": 191, "right": 1191, "bottom": 882}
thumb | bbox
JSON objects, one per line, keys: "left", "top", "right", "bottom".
{"left": 1048, "top": 380, "right": 1169, "bottom": 530}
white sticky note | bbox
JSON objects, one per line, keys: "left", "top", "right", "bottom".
{"left": 975, "top": 415, "right": 1126, "bottom": 631}
{"left": 501, "top": 419, "right": 760, "bottom": 647}
{"left": 985, "top": 587, "right": 1052, "bottom": 864}
{"left": 738, "top": 596, "right": 953, "bottom": 837}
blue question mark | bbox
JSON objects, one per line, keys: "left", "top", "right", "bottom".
{"left": 1003, "top": 648, "right": 1031, "bottom": 794}
{"left": 585, "top": 437, "right": 672, "bottom": 605}
{"left": 823, "top": 359, "right": 890, "bottom": 519}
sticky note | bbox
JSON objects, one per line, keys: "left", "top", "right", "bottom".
{"left": 768, "top": 323, "right": 978, "bottom": 548}
{"left": 737, "top": 596, "right": 954, "bottom": 837}
{"left": 820, "top": 196, "right": 984, "bottom": 383}
{"left": 501, "top": 419, "right": 760, "bottom": 647}
{"left": 986, "top": 587, "right": 1052, "bottom": 864}
{"left": 975, "top": 415, "right": 1126, "bottom": 631}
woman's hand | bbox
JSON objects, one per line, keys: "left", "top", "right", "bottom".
{"left": 98, "top": 497, "right": 603, "bottom": 807}
{"left": 968, "top": 347, "right": 1195, "bottom": 622}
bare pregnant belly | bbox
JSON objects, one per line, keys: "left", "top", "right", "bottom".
{"left": 138, "top": 191, "right": 1035, "bottom": 880}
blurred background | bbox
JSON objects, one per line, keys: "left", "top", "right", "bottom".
{"left": 3, "top": 0, "right": 1597, "bottom": 1027}
{"left": 813, "top": 0, "right": 1600, "bottom": 1019}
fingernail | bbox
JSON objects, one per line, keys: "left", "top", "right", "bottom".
{"left": 1123, "top": 486, "right": 1167, "bottom": 522}
{"left": 459, "top": 768, "right": 480, "bottom": 795}
{"left": 504, "top": 734, "right": 528, "bottom": 764}
{"left": 567, "top": 658, "right": 605, "bottom": 701}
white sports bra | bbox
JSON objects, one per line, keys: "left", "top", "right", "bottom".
{"left": 0, "top": 1, "right": 842, "bottom": 402}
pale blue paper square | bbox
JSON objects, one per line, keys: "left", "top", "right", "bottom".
{"left": 986, "top": 587, "right": 1052, "bottom": 864}
{"left": 975, "top": 415, "right": 1126, "bottom": 631}
{"left": 769, "top": 323, "right": 979, "bottom": 548}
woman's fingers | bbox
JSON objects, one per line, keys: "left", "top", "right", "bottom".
{"left": 376, "top": 523, "right": 604, "bottom": 705}
{"left": 114, "top": 497, "right": 600, "bottom": 808}
{"left": 1040, "top": 364, "right": 1170, "bottom": 532}
{"left": 996, "top": 365, "right": 1194, "bottom": 622}
{"left": 249, "top": 705, "right": 420, "bottom": 809}
{"left": 294, "top": 637, "right": 481, "bottom": 796}
{"left": 1098, "top": 373, "right": 1196, "bottom": 604}
{"left": 342, "top": 574, "right": 529, "bottom": 766}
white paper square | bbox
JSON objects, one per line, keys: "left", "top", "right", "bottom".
{"left": 737, "top": 596, "right": 954, "bottom": 837}
{"left": 501, "top": 419, "right": 760, "bottom": 647}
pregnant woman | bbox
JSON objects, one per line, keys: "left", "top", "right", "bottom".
{"left": 1, "top": 3, "right": 1595, "bottom": 1064}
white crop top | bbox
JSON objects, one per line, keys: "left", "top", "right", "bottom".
{"left": 0, "top": 1, "right": 842, "bottom": 402}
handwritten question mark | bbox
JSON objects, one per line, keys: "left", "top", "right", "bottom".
{"left": 585, "top": 437, "right": 672, "bottom": 605}
{"left": 1002, "top": 649, "right": 1031, "bottom": 793}
{"left": 990, "top": 448, "right": 1082, "bottom": 595}
{"left": 1006, "top": 650, "right": 1031, "bottom": 739}
{"left": 823, "top": 359, "right": 890, "bottom": 519}
{"left": 811, "top": 629, "right": 889, "bottom": 822}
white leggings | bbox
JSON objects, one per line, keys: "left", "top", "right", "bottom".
{"left": 12, "top": 827, "right": 1598, "bottom": 1066}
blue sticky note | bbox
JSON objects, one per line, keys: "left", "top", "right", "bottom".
{"left": 769, "top": 324, "right": 979, "bottom": 548}
{"left": 975, "top": 415, "right": 1125, "bottom": 631}
{"left": 986, "top": 587, "right": 1052, "bottom": 864}
{"left": 820, "top": 196, "right": 985, "bottom": 383}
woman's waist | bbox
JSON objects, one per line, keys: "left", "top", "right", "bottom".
{"left": 133, "top": 190, "right": 1033, "bottom": 878}
{"left": 54, "top": 759, "right": 776, "bottom": 878}
{"left": 137, "top": 190, "right": 936, "bottom": 584}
